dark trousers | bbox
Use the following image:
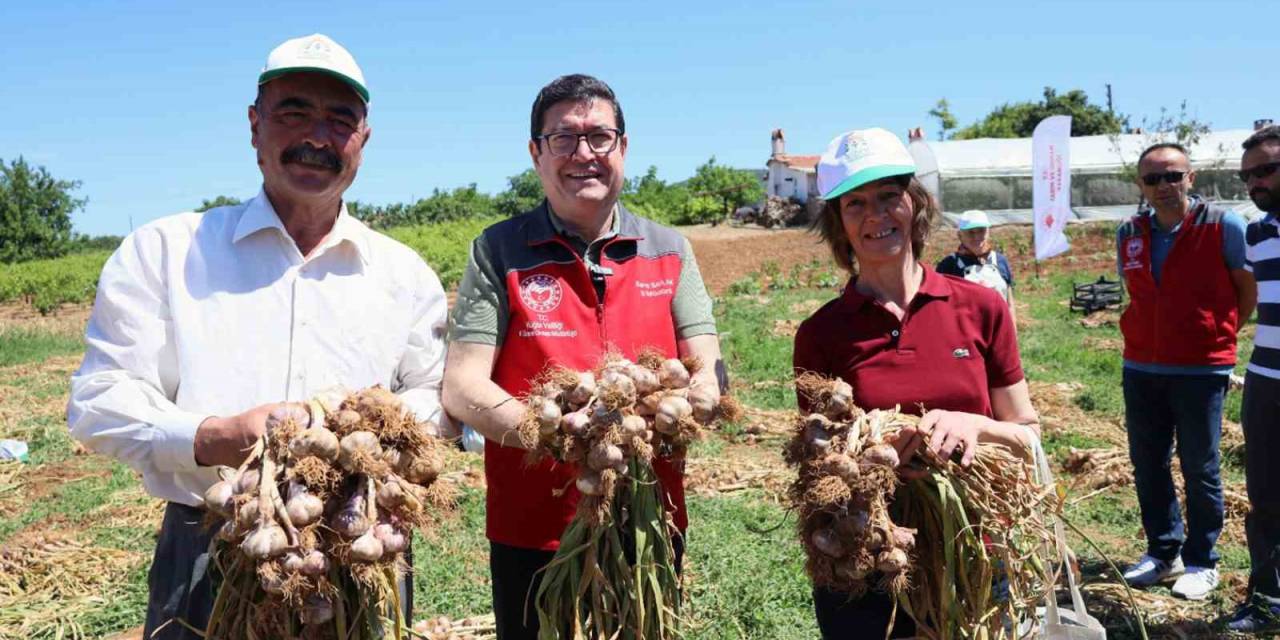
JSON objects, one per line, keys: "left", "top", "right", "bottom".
{"left": 490, "top": 535, "right": 685, "bottom": 640}
{"left": 1122, "top": 369, "right": 1226, "bottom": 568}
{"left": 144, "top": 502, "right": 413, "bottom": 638}
{"left": 1244, "top": 372, "right": 1280, "bottom": 604}
{"left": 813, "top": 586, "right": 915, "bottom": 639}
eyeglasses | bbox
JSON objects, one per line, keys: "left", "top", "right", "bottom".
{"left": 536, "top": 128, "right": 621, "bottom": 157}
{"left": 1239, "top": 162, "right": 1280, "bottom": 183}
{"left": 1140, "top": 171, "right": 1187, "bottom": 186}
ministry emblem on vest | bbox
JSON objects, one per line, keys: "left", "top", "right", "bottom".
{"left": 1123, "top": 236, "right": 1145, "bottom": 271}
{"left": 519, "top": 274, "right": 563, "bottom": 314}
{"left": 1126, "top": 237, "right": 1143, "bottom": 259}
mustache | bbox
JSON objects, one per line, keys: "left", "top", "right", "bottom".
{"left": 1252, "top": 187, "right": 1274, "bottom": 200}
{"left": 281, "top": 145, "right": 342, "bottom": 171}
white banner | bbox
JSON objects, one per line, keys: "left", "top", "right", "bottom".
{"left": 1032, "top": 115, "right": 1071, "bottom": 261}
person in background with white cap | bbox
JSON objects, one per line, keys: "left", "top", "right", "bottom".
{"left": 66, "top": 34, "right": 453, "bottom": 638}
{"left": 792, "top": 128, "right": 1040, "bottom": 638}
{"left": 935, "top": 209, "right": 1017, "bottom": 324}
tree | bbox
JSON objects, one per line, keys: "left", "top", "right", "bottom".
{"left": 621, "top": 166, "right": 692, "bottom": 225}
{"left": 494, "top": 169, "right": 545, "bottom": 216}
{"left": 951, "top": 87, "right": 1127, "bottom": 139}
{"left": 196, "top": 195, "right": 241, "bottom": 212}
{"left": 683, "top": 157, "right": 765, "bottom": 225}
{"left": 409, "top": 184, "right": 495, "bottom": 223}
{"left": 0, "top": 157, "right": 85, "bottom": 263}
{"left": 1110, "top": 100, "right": 1215, "bottom": 185}
{"left": 928, "top": 99, "right": 958, "bottom": 141}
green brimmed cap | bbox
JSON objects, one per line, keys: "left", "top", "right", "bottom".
{"left": 259, "top": 33, "right": 368, "bottom": 104}
{"left": 817, "top": 127, "right": 916, "bottom": 201}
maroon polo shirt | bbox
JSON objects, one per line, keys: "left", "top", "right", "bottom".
{"left": 793, "top": 266, "right": 1023, "bottom": 417}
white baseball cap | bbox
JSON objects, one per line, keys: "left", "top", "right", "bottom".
{"left": 259, "top": 34, "right": 369, "bottom": 103}
{"left": 956, "top": 210, "right": 992, "bottom": 230}
{"left": 817, "top": 128, "right": 916, "bottom": 201}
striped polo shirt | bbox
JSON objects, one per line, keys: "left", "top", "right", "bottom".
{"left": 1246, "top": 213, "right": 1280, "bottom": 379}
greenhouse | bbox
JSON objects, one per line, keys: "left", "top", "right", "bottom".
{"left": 911, "top": 129, "right": 1263, "bottom": 225}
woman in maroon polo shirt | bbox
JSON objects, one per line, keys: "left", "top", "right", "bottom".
{"left": 794, "top": 128, "right": 1041, "bottom": 639}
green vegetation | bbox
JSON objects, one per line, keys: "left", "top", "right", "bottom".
{"left": 0, "top": 326, "right": 84, "bottom": 367}
{"left": 386, "top": 215, "right": 501, "bottom": 287}
{"left": 941, "top": 87, "right": 1127, "bottom": 140}
{"left": 0, "top": 157, "right": 86, "bottom": 264}
{"left": 0, "top": 249, "right": 111, "bottom": 313}
{"left": 196, "top": 195, "right": 242, "bottom": 212}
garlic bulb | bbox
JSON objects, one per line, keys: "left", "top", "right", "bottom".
{"left": 285, "top": 481, "right": 324, "bottom": 527}
{"left": 397, "top": 452, "right": 442, "bottom": 485}
{"left": 560, "top": 411, "right": 590, "bottom": 437}
{"left": 332, "top": 492, "right": 371, "bottom": 538}
{"left": 373, "top": 522, "right": 409, "bottom": 555}
{"left": 627, "top": 365, "right": 661, "bottom": 395}
{"left": 349, "top": 530, "right": 384, "bottom": 563}
{"left": 658, "top": 359, "right": 691, "bottom": 389}
{"left": 300, "top": 550, "right": 329, "bottom": 576}
{"left": 565, "top": 371, "right": 596, "bottom": 407}
{"left": 289, "top": 426, "right": 340, "bottom": 461}
{"left": 234, "top": 469, "right": 260, "bottom": 495}
{"left": 338, "top": 431, "right": 381, "bottom": 472}
{"left": 587, "top": 443, "right": 624, "bottom": 472}
{"left": 241, "top": 523, "right": 288, "bottom": 559}
{"left": 531, "top": 396, "right": 563, "bottom": 436}
{"left": 203, "top": 480, "right": 234, "bottom": 517}
{"left": 655, "top": 396, "right": 693, "bottom": 434}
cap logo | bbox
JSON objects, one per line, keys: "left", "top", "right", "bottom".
{"left": 298, "top": 38, "right": 332, "bottom": 61}
{"left": 519, "top": 274, "right": 563, "bottom": 314}
{"left": 844, "top": 132, "right": 871, "bottom": 161}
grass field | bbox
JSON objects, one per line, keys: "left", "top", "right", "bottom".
{"left": 0, "top": 222, "right": 1258, "bottom": 639}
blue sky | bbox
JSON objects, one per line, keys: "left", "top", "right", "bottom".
{"left": 2, "top": 0, "right": 1272, "bottom": 236}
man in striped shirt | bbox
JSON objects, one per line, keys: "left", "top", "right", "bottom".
{"left": 1231, "top": 125, "right": 1280, "bottom": 632}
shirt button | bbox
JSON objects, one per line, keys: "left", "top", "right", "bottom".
{"left": 891, "top": 330, "right": 900, "bottom": 337}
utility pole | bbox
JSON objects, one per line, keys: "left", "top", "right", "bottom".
{"left": 1106, "top": 84, "right": 1114, "bottom": 114}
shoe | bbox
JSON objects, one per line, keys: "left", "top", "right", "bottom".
{"left": 1171, "top": 566, "right": 1219, "bottom": 600}
{"left": 1226, "top": 603, "right": 1280, "bottom": 633}
{"left": 1121, "top": 554, "right": 1184, "bottom": 587}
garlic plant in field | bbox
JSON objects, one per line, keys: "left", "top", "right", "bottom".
{"left": 518, "top": 351, "right": 740, "bottom": 640}
{"left": 785, "top": 374, "right": 1059, "bottom": 639}
{"left": 201, "top": 387, "right": 451, "bottom": 640}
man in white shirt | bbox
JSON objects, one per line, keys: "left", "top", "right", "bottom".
{"left": 66, "top": 34, "right": 451, "bottom": 639}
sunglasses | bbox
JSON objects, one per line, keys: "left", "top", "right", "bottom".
{"left": 1239, "top": 162, "right": 1280, "bottom": 183}
{"left": 1140, "top": 171, "right": 1187, "bottom": 186}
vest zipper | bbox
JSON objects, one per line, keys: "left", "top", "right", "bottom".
{"left": 597, "top": 304, "right": 606, "bottom": 343}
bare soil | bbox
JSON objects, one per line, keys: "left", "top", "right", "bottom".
{"left": 681, "top": 226, "right": 828, "bottom": 295}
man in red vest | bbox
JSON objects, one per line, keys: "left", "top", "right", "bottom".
{"left": 441, "top": 74, "right": 725, "bottom": 640}
{"left": 1116, "top": 142, "right": 1255, "bottom": 601}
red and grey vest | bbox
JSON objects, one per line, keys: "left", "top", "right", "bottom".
{"left": 1118, "top": 202, "right": 1239, "bottom": 366}
{"left": 482, "top": 202, "right": 690, "bottom": 550}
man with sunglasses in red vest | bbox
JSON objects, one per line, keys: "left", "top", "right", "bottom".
{"left": 1115, "top": 142, "right": 1255, "bottom": 602}
{"left": 441, "top": 74, "right": 725, "bottom": 640}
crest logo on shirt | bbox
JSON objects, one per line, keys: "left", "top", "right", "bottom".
{"left": 952, "top": 348, "right": 971, "bottom": 359}
{"left": 519, "top": 274, "right": 562, "bottom": 314}
{"left": 1126, "top": 237, "right": 1143, "bottom": 259}
{"left": 1123, "top": 236, "right": 1145, "bottom": 271}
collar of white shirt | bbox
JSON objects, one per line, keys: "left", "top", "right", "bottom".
{"left": 231, "top": 188, "right": 373, "bottom": 266}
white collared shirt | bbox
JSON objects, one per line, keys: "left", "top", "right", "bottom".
{"left": 67, "top": 189, "right": 450, "bottom": 507}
